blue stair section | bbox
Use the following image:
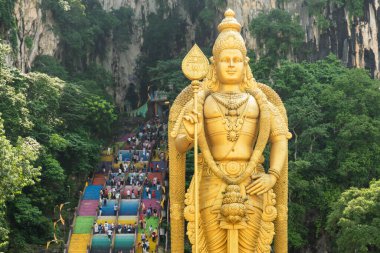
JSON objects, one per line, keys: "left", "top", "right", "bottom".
{"left": 91, "top": 234, "right": 111, "bottom": 253}
{"left": 118, "top": 151, "right": 132, "bottom": 161}
{"left": 101, "top": 199, "right": 117, "bottom": 216}
{"left": 114, "top": 234, "right": 135, "bottom": 252}
{"left": 120, "top": 200, "right": 139, "bottom": 216}
{"left": 83, "top": 185, "right": 103, "bottom": 200}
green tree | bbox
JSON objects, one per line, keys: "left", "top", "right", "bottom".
{"left": 0, "top": 117, "right": 41, "bottom": 206}
{"left": 250, "top": 9, "right": 304, "bottom": 63}
{"left": 327, "top": 180, "right": 380, "bottom": 252}
{"left": 0, "top": 40, "right": 116, "bottom": 251}
{"left": 261, "top": 55, "right": 380, "bottom": 251}
{"left": 83, "top": 95, "right": 117, "bottom": 137}
{"left": 32, "top": 55, "right": 68, "bottom": 80}
{"left": 0, "top": 116, "right": 40, "bottom": 250}
{"left": 148, "top": 57, "right": 188, "bottom": 103}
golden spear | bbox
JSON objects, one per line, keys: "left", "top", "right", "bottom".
{"left": 181, "top": 44, "right": 209, "bottom": 252}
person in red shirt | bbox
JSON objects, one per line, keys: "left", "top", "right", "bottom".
{"left": 152, "top": 190, "right": 156, "bottom": 199}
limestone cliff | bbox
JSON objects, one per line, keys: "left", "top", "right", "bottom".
{"left": 98, "top": 0, "right": 166, "bottom": 107}
{"left": 5, "top": 0, "right": 380, "bottom": 105}
{"left": 12, "top": 0, "right": 59, "bottom": 72}
{"left": 229, "top": 0, "right": 379, "bottom": 78}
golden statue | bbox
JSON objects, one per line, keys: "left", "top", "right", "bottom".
{"left": 168, "top": 9, "right": 291, "bottom": 253}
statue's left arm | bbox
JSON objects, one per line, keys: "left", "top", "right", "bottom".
{"left": 267, "top": 103, "right": 288, "bottom": 181}
{"left": 247, "top": 103, "right": 288, "bottom": 195}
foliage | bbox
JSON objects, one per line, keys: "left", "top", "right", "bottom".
{"left": 327, "top": 180, "right": 380, "bottom": 252}
{"left": 141, "top": 12, "right": 186, "bottom": 63}
{"left": 0, "top": 0, "right": 18, "bottom": 52}
{"left": 0, "top": 117, "right": 41, "bottom": 206}
{"left": 83, "top": 96, "right": 117, "bottom": 137}
{"left": 305, "top": 0, "right": 331, "bottom": 30}
{"left": 258, "top": 54, "right": 380, "bottom": 251}
{"left": 305, "top": 0, "right": 365, "bottom": 26}
{"left": 112, "top": 7, "right": 134, "bottom": 50}
{"left": 71, "top": 63, "right": 115, "bottom": 97}
{"left": 136, "top": 9, "right": 187, "bottom": 102}
{"left": 8, "top": 195, "right": 52, "bottom": 251}
{"left": 41, "top": 0, "right": 133, "bottom": 70}
{"left": 148, "top": 57, "right": 188, "bottom": 103}
{"left": 0, "top": 41, "right": 117, "bottom": 251}
{"left": 24, "top": 36, "right": 33, "bottom": 49}
{"left": 249, "top": 9, "right": 304, "bottom": 63}
{"left": 32, "top": 55, "right": 68, "bottom": 80}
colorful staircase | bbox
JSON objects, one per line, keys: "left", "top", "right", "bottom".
{"left": 68, "top": 234, "right": 91, "bottom": 253}
{"left": 68, "top": 119, "right": 169, "bottom": 253}
{"left": 91, "top": 234, "right": 111, "bottom": 253}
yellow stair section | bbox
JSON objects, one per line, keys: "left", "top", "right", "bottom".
{"left": 100, "top": 154, "right": 113, "bottom": 162}
{"left": 68, "top": 234, "right": 91, "bottom": 253}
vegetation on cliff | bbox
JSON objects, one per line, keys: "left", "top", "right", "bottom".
{"left": 0, "top": 42, "right": 117, "bottom": 252}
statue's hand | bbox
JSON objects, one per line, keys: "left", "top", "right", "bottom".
{"left": 183, "top": 109, "right": 202, "bottom": 139}
{"left": 246, "top": 174, "right": 277, "bottom": 196}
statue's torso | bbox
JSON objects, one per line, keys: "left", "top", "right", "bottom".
{"left": 204, "top": 93, "right": 259, "bottom": 162}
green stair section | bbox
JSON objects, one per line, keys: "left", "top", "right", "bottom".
{"left": 74, "top": 216, "right": 95, "bottom": 234}
{"left": 114, "top": 234, "right": 135, "bottom": 252}
{"left": 140, "top": 216, "right": 159, "bottom": 234}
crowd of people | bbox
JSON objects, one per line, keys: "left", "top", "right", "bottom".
{"left": 92, "top": 117, "right": 167, "bottom": 252}
{"left": 93, "top": 221, "right": 138, "bottom": 236}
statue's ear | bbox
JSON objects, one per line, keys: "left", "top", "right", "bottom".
{"left": 245, "top": 56, "right": 250, "bottom": 64}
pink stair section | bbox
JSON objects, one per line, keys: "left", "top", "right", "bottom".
{"left": 78, "top": 200, "right": 98, "bottom": 216}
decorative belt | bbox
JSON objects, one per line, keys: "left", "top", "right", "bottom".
{"left": 217, "top": 161, "right": 248, "bottom": 178}
{"left": 202, "top": 160, "right": 265, "bottom": 179}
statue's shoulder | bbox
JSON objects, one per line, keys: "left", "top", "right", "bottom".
{"left": 204, "top": 93, "right": 220, "bottom": 118}
{"left": 256, "top": 82, "right": 288, "bottom": 126}
{"left": 204, "top": 93, "right": 215, "bottom": 105}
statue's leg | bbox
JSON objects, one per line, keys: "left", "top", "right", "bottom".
{"left": 238, "top": 207, "right": 262, "bottom": 253}
{"left": 201, "top": 207, "right": 227, "bottom": 253}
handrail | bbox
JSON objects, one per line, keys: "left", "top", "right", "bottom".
{"left": 66, "top": 167, "right": 96, "bottom": 252}
{"left": 65, "top": 188, "right": 83, "bottom": 252}
{"left": 88, "top": 171, "right": 107, "bottom": 253}
{"left": 110, "top": 196, "right": 121, "bottom": 253}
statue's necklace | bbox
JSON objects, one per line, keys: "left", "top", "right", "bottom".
{"left": 212, "top": 92, "right": 249, "bottom": 116}
{"left": 212, "top": 93, "right": 249, "bottom": 142}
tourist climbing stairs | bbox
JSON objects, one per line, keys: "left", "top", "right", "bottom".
{"left": 67, "top": 118, "right": 169, "bottom": 253}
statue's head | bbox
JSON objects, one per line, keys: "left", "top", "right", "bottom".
{"left": 209, "top": 9, "right": 253, "bottom": 90}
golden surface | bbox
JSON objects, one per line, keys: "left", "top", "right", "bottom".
{"left": 169, "top": 8, "right": 290, "bottom": 253}
{"left": 181, "top": 44, "right": 209, "bottom": 81}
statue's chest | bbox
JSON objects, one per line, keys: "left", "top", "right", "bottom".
{"left": 203, "top": 94, "right": 260, "bottom": 139}
{"left": 204, "top": 94, "right": 259, "bottom": 119}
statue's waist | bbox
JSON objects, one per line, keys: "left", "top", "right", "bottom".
{"left": 199, "top": 161, "right": 265, "bottom": 211}
{"left": 201, "top": 160, "right": 265, "bottom": 178}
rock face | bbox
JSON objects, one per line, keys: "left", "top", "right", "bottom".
{"left": 230, "top": 0, "right": 380, "bottom": 78}
{"left": 98, "top": 0, "right": 164, "bottom": 107}
{"left": 13, "top": 0, "right": 59, "bottom": 72}
{"left": 7, "top": 0, "right": 380, "bottom": 105}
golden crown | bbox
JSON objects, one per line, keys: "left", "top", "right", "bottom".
{"left": 212, "top": 9, "right": 247, "bottom": 59}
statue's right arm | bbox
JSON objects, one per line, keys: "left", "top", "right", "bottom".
{"left": 175, "top": 129, "right": 194, "bottom": 153}
{"left": 174, "top": 91, "right": 204, "bottom": 153}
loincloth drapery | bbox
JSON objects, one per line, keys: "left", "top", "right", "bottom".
{"left": 198, "top": 160, "right": 267, "bottom": 252}
{"left": 200, "top": 160, "right": 265, "bottom": 212}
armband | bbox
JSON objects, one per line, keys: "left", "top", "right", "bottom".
{"left": 268, "top": 168, "right": 281, "bottom": 180}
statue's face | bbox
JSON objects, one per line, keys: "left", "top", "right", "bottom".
{"left": 216, "top": 49, "right": 244, "bottom": 85}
